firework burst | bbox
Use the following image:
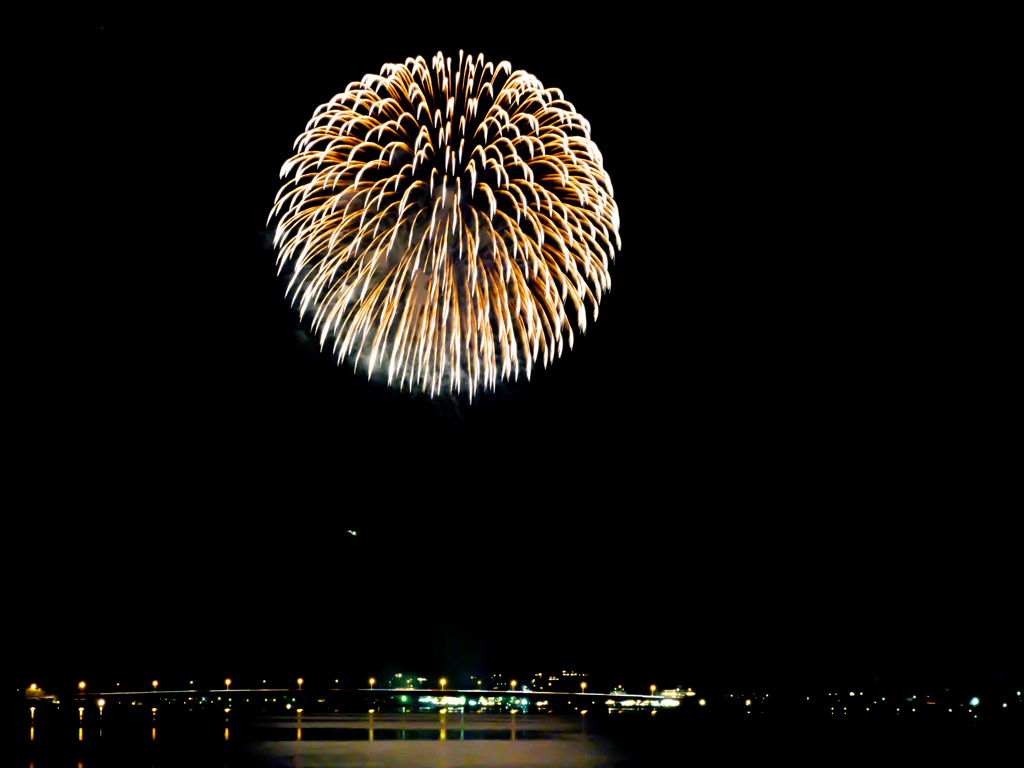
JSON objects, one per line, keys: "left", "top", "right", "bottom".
{"left": 268, "top": 51, "right": 621, "bottom": 399}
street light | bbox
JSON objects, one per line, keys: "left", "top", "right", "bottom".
{"left": 650, "top": 685, "right": 656, "bottom": 695}
{"left": 581, "top": 682, "right": 587, "bottom": 693}
{"left": 297, "top": 678, "right": 303, "bottom": 690}
{"left": 369, "top": 678, "right": 375, "bottom": 689}
{"left": 440, "top": 679, "right": 446, "bottom": 691}
{"left": 79, "top": 681, "right": 86, "bottom": 691}
{"left": 225, "top": 679, "right": 231, "bottom": 690}
{"left": 152, "top": 680, "right": 158, "bottom": 690}
{"left": 510, "top": 680, "right": 516, "bottom": 691}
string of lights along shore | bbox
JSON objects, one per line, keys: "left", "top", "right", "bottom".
{"left": 22, "top": 678, "right": 1019, "bottom": 720}
{"left": 268, "top": 50, "right": 621, "bottom": 399}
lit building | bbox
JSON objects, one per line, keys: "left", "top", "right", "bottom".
{"left": 528, "top": 671, "right": 589, "bottom": 692}
{"left": 659, "top": 687, "right": 695, "bottom": 699}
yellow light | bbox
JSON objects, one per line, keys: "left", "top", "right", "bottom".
{"left": 651, "top": 685, "right": 656, "bottom": 694}
{"left": 79, "top": 681, "right": 86, "bottom": 690}
{"left": 225, "top": 679, "right": 231, "bottom": 689}
{"left": 29, "top": 684, "right": 37, "bottom": 691}
{"left": 369, "top": 678, "right": 375, "bottom": 688}
{"left": 746, "top": 700, "right": 751, "bottom": 706}
{"left": 152, "top": 681, "right": 158, "bottom": 689}
{"left": 699, "top": 699, "right": 706, "bottom": 706}
{"left": 97, "top": 700, "right": 105, "bottom": 708}
{"left": 297, "top": 678, "right": 303, "bottom": 688}
{"left": 441, "top": 679, "right": 447, "bottom": 689}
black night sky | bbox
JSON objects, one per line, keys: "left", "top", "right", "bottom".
{"left": 23, "top": 18, "right": 1015, "bottom": 702}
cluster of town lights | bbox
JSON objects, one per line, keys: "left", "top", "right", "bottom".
{"left": 26, "top": 680, "right": 1011, "bottom": 719}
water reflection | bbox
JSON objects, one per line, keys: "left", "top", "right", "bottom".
{"left": 29, "top": 726, "right": 33, "bottom": 741}
{"left": 18, "top": 692, "right": 676, "bottom": 765}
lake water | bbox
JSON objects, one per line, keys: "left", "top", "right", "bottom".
{"left": 21, "top": 711, "right": 641, "bottom": 767}
{"left": 18, "top": 700, "right": 1005, "bottom": 766}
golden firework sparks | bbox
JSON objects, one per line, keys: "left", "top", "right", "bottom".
{"left": 269, "top": 51, "right": 621, "bottom": 399}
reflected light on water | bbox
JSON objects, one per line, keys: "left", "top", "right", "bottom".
{"left": 79, "top": 727, "right": 83, "bottom": 741}
{"left": 152, "top": 727, "right": 156, "bottom": 741}
{"left": 297, "top": 728, "right": 301, "bottom": 741}
{"left": 224, "top": 727, "right": 229, "bottom": 741}
{"left": 30, "top": 726, "right": 34, "bottom": 741}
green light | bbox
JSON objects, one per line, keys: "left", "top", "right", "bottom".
{"left": 401, "top": 696, "right": 407, "bottom": 702}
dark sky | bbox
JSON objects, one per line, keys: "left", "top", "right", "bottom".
{"left": 21, "top": 19, "right": 1015, "bottom": 696}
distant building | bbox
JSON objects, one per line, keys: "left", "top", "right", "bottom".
{"left": 390, "top": 674, "right": 427, "bottom": 689}
{"left": 659, "top": 687, "right": 694, "bottom": 698}
{"left": 528, "top": 670, "right": 589, "bottom": 692}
